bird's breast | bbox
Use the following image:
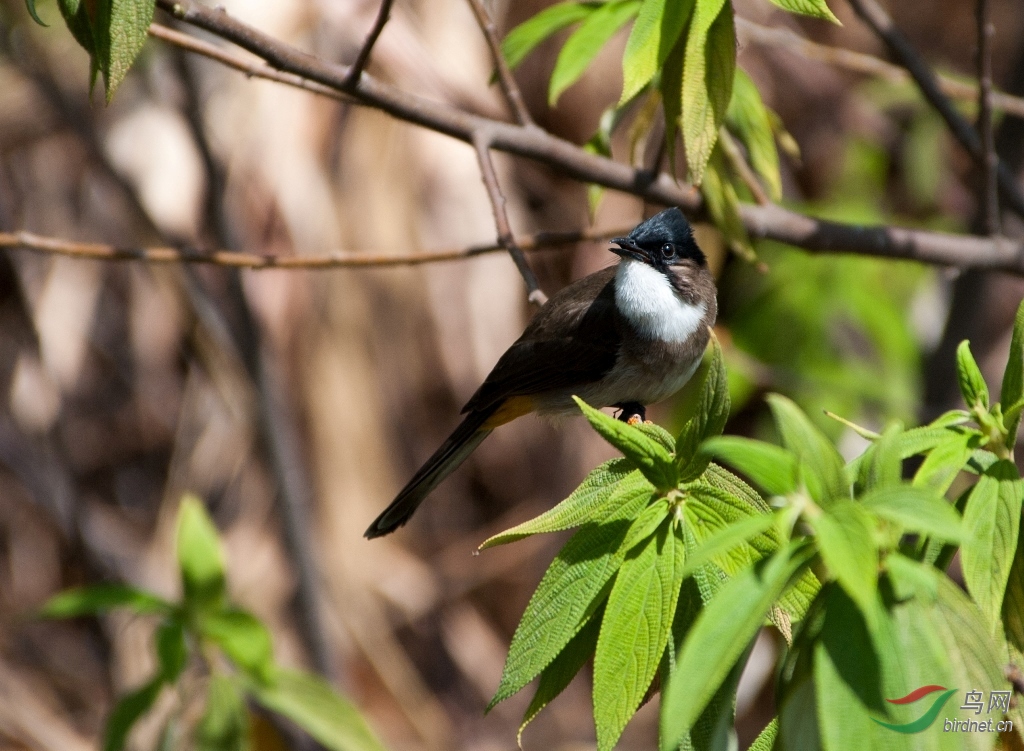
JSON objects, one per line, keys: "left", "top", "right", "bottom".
{"left": 613, "top": 259, "right": 707, "bottom": 343}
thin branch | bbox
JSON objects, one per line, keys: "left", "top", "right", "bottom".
{"left": 846, "top": 0, "right": 1024, "bottom": 219}
{"left": 146, "top": 0, "right": 1024, "bottom": 277}
{"left": 473, "top": 130, "right": 547, "bottom": 305}
{"left": 149, "top": 24, "right": 353, "bottom": 103}
{"left": 976, "top": 0, "right": 999, "bottom": 236}
{"left": 736, "top": 18, "right": 1024, "bottom": 120}
{"left": 466, "top": 0, "right": 534, "bottom": 126}
{"left": 343, "top": 0, "right": 394, "bottom": 90}
{"left": 0, "top": 227, "right": 627, "bottom": 269}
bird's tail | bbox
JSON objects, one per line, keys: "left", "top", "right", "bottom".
{"left": 364, "top": 408, "right": 495, "bottom": 538}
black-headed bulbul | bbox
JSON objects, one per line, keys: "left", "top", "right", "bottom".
{"left": 365, "top": 207, "right": 717, "bottom": 538}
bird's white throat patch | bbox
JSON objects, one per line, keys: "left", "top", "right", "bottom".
{"left": 614, "top": 259, "right": 706, "bottom": 343}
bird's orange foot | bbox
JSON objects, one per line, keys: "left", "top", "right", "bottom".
{"left": 616, "top": 402, "right": 646, "bottom": 424}
{"left": 627, "top": 415, "right": 642, "bottom": 426}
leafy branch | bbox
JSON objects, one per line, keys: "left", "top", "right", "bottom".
{"left": 41, "top": 496, "right": 385, "bottom": 751}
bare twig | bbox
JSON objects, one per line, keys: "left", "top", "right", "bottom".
{"left": 718, "top": 129, "right": 770, "bottom": 206}
{"left": 0, "top": 227, "right": 624, "bottom": 268}
{"left": 466, "top": 0, "right": 534, "bottom": 126}
{"left": 846, "top": 0, "right": 1024, "bottom": 219}
{"left": 343, "top": 0, "right": 394, "bottom": 90}
{"left": 143, "top": 0, "right": 1024, "bottom": 276}
{"left": 473, "top": 130, "right": 547, "bottom": 304}
{"left": 736, "top": 18, "right": 1024, "bottom": 120}
{"left": 976, "top": 0, "right": 999, "bottom": 236}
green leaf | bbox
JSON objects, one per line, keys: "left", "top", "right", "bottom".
{"left": 860, "top": 485, "right": 963, "bottom": 543}
{"left": 659, "top": 17, "right": 686, "bottom": 162}
{"left": 502, "top": 2, "right": 597, "bottom": 70}
{"left": 177, "top": 494, "right": 227, "bottom": 610}
{"left": 24, "top": 0, "right": 48, "bottom": 26}
{"left": 195, "top": 675, "right": 247, "bottom": 751}
{"left": 105, "top": 678, "right": 164, "bottom": 751}
{"left": 961, "top": 460, "right": 1023, "bottom": 632}
{"left": 764, "top": 0, "right": 839, "bottom": 23}
{"left": 574, "top": 397, "right": 678, "bottom": 490}
{"left": 595, "top": 520, "right": 684, "bottom": 751}
{"left": 956, "top": 340, "right": 990, "bottom": 411}
{"left": 854, "top": 422, "right": 902, "bottom": 494}
{"left": 660, "top": 540, "right": 814, "bottom": 751}
{"left": 633, "top": 420, "right": 677, "bottom": 452}
{"left": 94, "top": 0, "right": 156, "bottom": 100}
{"left": 746, "top": 719, "right": 778, "bottom": 751}
{"left": 701, "top": 463, "right": 773, "bottom": 515}
{"left": 1001, "top": 299, "right": 1024, "bottom": 449}
{"left": 808, "top": 503, "right": 878, "bottom": 623}
{"left": 249, "top": 669, "right": 386, "bottom": 751}
{"left": 480, "top": 459, "right": 634, "bottom": 548}
{"left": 812, "top": 584, "right": 886, "bottom": 748}
{"left": 684, "top": 484, "right": 780, "bottom": 574}
{"left": 885, "top": 552, "right": 939, "bottom": 603}
{"left": 766, "top": 394, "right": 848, "bottom": 505}
{"left": 700, "top": 436, "right": 798, "bottom": 497}
{"left": 549, "top": 0, "right": 641, "bottom": 106}
{"left": 620, "top": 0, "right": 695, "bottom": 103}
{"left": 490, "top": 475, "right": 653, "bottom": 707}
{"left": 155, "top": 619, "right": 187, "bottom": 683}
{"left": 519, "top": 606, "right": 602, "bottom": 744}
{"left": 58, "top": 0, "right": 97, "bottom": 58}
{"left": 40, "top": 584, "right": 173, "bottom": 618}
{"left": 677, "top": 336, "right": 730, "bottom": 481}
{"left": 700, "top": 141, "right": 755, "bottom": 259}
{"left": 200, "top": 609, "right": 274, "bottom": 683}
{"left": 726, "top": 69, "right": 781, "bottom": 201}
{"left": 1003, "top": 515, "right": 1024, "bottom": 652}
{"left": 685, "top": 639, "right": 753, "bottom": 751}
{"left": 620, "top": 497, "right": 670, "bottom": 552}
{"left": 680, "top": 512, "right": 777, "bottom": 580}
{"left": 681, "top": 0, "right": 734, "bottom": 184}
{"left": 912, "top": 429, "right": 977, "bottom": 495}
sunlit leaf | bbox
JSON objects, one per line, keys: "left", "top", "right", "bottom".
{"left": 490, "top": 475, "right": 653, "bottom": 707}
{"left": 195, "top": 675, "right": 247, "bottom": 751}
{"left": 660, "top": 540, "right": 813, "bottom": 751}
{"left": 681, "top": 0, "right": 734, "bottom": 184}
{"left": 201, "top": 609, "right": 275, "bottom": 684}
{"left": 860, "top": 485, "right": 962, "bottom": 543}
{"left": 40, "top": 584, "right": 173, "bottom": 618}
{"left": 549, "top": 0, "right": 641, "bottom": 106}
{"left": 956, "top": 340, "right": 989, "bottom": 411}
{"left": 480, "top": 459, "right": 634, "bottom": 548}
{"left": 177, "top": 494, "right": 227, "bottom": 610}
{"left": 764, "top": 0, "right": 839, "bottom": 23}
{"left": 808, "top": 503, "right": 878, "bottom": 624}
{"left": 250, "top": 669, "right": 387, "bottom": 751}
{"left": 594, "top": 519, "right": 684, "bottom": 751}
{"left": 700, "top": 142, "right": 755, "bottom": 259}
{"left": 726, "top": 69, "right": 781, "bottom": 201}
{"left": 574, "top": 396, "right": 678, "bottom": 490}
{"left": 766, "top": 394, "right": 848, "bottom": 505}
{"left": 502, "top": 1, "right": 597, "bottom": 70}
{"left": 677, "top": 336, "right": 730, "bottom": 481}
{"left": 620, "top": 0, "right": 694, "bottom": 103}
{"left": 962, "top": 460, "right": 1023, "bottom": 632}
{"left": 1001, "top": 299, "right": 1024, "bottom": 449}
{"left": 95, "top": 0, "right": 156, "bottom": 100}
{"left": 700, "top": 436, "right": 798, "bottom": 497}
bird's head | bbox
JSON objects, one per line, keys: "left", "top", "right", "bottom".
{"left": 609, "top": 207, "right": 706, "bottom": 272}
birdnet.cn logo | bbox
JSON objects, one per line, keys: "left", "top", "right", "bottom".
{"left": 871, "top": 685, "right": 1014, "bottom": 734}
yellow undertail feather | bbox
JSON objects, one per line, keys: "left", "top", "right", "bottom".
{"left": 482, "top": 395, "right": 536, "bottom": 428}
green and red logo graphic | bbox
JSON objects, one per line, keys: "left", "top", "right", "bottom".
{"left": 872, "top": 685, "right": 959, "bottom": 734}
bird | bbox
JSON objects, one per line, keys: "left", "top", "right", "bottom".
{"left": 365, "top": 207, "right": 717, "bottom": 539}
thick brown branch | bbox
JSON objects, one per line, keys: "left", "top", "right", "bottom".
{"left": 466, "top": 0, "right": 534, "bottom": 126}
{"left": 0, "top": 227, "right": 626, "bottom": 269}
{"left": 976, "top": 0, "right": 999, "bottom": 236}
{"left": 473, "top": 131, "right": 547, "bottom": 305}
{"left": 736, "top": 18, "right": 1024, "bottom": 120}
{"left": 847, "top": 0, "right": 1024, "bottom": 219}
{"left": 343, "top": 0, "right": 394, "bottom": 89}
{"left": 151, "top": 0, "right": 1024, "bottom": 277}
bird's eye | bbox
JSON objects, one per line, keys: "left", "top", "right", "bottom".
{"left": 660, "top": 243, "right": 675, "bottom": 260}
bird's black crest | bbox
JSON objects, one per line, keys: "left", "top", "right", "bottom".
{"left": 628, "top": 208, "right": 704, "bottom": 265}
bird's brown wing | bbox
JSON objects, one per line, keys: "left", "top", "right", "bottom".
{"left": 461, "top": 267, "right": 620, "bottom": 414}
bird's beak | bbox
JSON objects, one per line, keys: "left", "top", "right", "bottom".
{"left": 610, "top": 237, "right": 648, "bottom": 262}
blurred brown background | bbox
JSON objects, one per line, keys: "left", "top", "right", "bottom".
{"left": 1, "top": 0, "right": 1024, "bottom": 748}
